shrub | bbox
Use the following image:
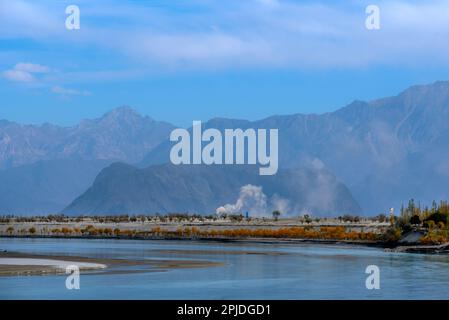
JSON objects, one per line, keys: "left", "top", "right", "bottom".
{"left": 383, "top": 227, "right": 402, "bottom": 242}
{"left": 424, "top": 220, "right": 436, "bottom": 229}
{"left": 61, "top": 227, "right": 72, "bottom": 235}
{"left": 424, "top": 212, "right": 448, "bottom": 226}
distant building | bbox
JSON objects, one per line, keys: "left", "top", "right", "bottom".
{"left": 389, "top": 207, "right": 395, "bottom": 225}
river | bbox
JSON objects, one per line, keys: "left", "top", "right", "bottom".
{"left": 1, "top": 238, "right": 448, "bottom": 299}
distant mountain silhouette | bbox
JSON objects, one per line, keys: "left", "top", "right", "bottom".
{"left": 63, "top": 163, "right": 361, "bottom": 216}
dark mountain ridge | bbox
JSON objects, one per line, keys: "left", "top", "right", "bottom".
{"left": 63, "top": 162, "right": 361, "bottom": 217}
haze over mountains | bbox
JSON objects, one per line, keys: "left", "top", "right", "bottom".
{"left": 141, "top": 81, "right": 449, "bottom": 214}
{"left": 2, "top": 81, "right": 449, "bottom": 216}
{"left": 64, "top": 164, "right": 360, "bottom": 216}
{"left": 0, "top": 107, "right": 174, "bottom": 214}
{"left": 0, "top": 106, "right": 174, "bottom": 169}
{"left": 0, "top": 159, "right": 112, "bottom": 214}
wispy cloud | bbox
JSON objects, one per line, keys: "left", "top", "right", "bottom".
{"left": 0, "top": 0, "right": 61, "bottom": 39}
{"left": 2, "top": 61, "right": 91, "bottom": 97}
{"left": 2, "top": 0, "right": 449, "bottom": 73}
{"left": 3, "top": 69, "right": 35, "bottom": 82}
{"left": 15, "top": 62, "right": 50, "bottom": 73}
{"left": 51, "top": 85, "right": 91, "bottom": 97}
{"left": 2, "top": 62, "right": 50, "bottom": 83}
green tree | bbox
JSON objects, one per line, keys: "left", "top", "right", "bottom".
{"left": 272, "top": 210, "right": 281, "bottom": 221}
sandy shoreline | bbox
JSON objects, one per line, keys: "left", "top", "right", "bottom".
{"left": 0, "top": 258, "right": 106, "bottom": 276}
{"left": 0, "top": 252, "right": 107, "bottom": 276}
{"left": 0, "top": 258, "right": 106, "bottom": 268}
{"left": 0, "top": 251, "right": 224, "bottom": 276}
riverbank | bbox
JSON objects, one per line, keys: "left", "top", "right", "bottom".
{"left": 2, "top": 220, "right": 448, "bottom": 253}
{"left": 0, "top": 250, "right": 223, "bottom": 276}
{"left": 0, "top": 219, "right": 387, "bottom": 241}
{"left": 4, "top": 233, "right": 449, "bottom": 256}
{"left": 0, "top": 233, "right": 388, "bottom": 247}
{"left": 387, "top": 242, "right": 449, "bottom": 254}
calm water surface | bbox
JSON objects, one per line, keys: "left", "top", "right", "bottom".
{"left": 1, "top": 238, "right": 448, "bottom": 300}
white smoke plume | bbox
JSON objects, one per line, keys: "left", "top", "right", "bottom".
{"left": 216, "top": 184, "right": 290, "bottom": 218}
{"left": 271, "top": 194, "right": 290, "bottom": 215}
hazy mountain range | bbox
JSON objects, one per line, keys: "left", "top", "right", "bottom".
{"left": 0, "top": 106, "right": 174, "bottom": 169}
{"left": 2, "top": 81, "right": 449, "bottom": 216}
{"left": 141, "top": 81, "right": 449, "bottom": 214}
{"left": 0, "top": 107, "right": 174, "bottom": 215}
{"left": 63, "top": 164, "right": 360, "bottom": 216}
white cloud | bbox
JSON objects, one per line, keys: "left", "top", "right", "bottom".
{"left": 130, "top": 33, "right": 274, "bottom": 69}
{"left": 101, "top": 0, "right": 449, "bottom": 70}
{"left": 2, "top": 61, "right": 91, "bottom": 97}
{"left": 51, "top": 86, "right": 91, "bottom": 97}
{"left": 2, "top": 62, "right": 50, "bottom": 83}
{"left": 2, "top": 69, "right": 35, "bottom": 82}
{"left": 0, "top": 0, "right": 61, "bottom": 39}
{"left": 2, "top": 0, "right": 449, "bottom": 72}
{"left": 15, "top": 62, "right": 50, "bottom": 73}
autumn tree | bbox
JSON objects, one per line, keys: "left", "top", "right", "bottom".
{"left": 6, "top": 226, "right": 14, "bottom": 235}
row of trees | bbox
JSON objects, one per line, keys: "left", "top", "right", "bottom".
{"left": 0, "top": 212, "right": 386, "bottom": 224}
{"left": 397, "top": 199, "right": 449, "bottom": 228}
{"left": 2, "top": 225, "right": 380, "bottom": 241}
{"left": 0, "top": 213, "right": 240, "bottom": 224}
{"left": 381, "top": 199, "right": 449, "bottom": 244}
{"left": 150, "top": 226, "right": 380, "bottom": 241}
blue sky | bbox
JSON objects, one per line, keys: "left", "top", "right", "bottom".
{"left": 1, "top": 0, "right": 449, "bottom": 127}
